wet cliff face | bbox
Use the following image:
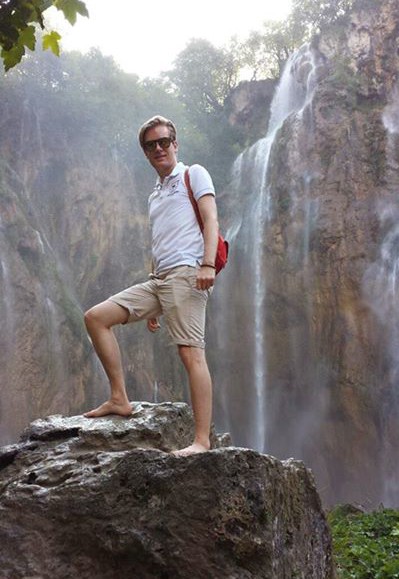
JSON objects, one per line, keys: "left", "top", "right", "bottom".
{"left": 0, "top": 80, "right": 180, "bottom": 444}
{"left": 0, "top": 131, "right": 138, "bottom": 443}
{"left": 210, "top": 0, "right": 399, "bottom": 506}
{"left": 0, "top": 54, "right": 192, "bottom": 445}
{"left": 226, "top": 79, "right": 278, "bottom": 145}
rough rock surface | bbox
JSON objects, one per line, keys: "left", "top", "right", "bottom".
{"left": 0, "top": 403, "right": 333, "bottom": 579}
{"left": 226, "top": 79, "right": 278, "bottom": 144}
{"left": 0, "top": 71, "right": 185, "bottom": 446}
{"left": 210, "top": 0, "right": 399, "bottom": 507}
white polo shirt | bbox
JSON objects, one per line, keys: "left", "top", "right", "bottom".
{"left": 148, "top": 161, "right": 215, "bottom": 275}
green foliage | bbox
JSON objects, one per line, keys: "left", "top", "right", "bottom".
{"left": 0, "top": 44, "right": 204, "bottom": 187}
{"left": 165, "top": 38, "right": 240, "bottom": 116}
{"left": 290, "top": 0, "right": 354, "bottom": 36}
{"left": 0, "top": 0, "right": 88, "bottom": 71}
{"left": 235, "top": 0, "right": 355, "bottom": 82}
{"left": 0, "top": 0, "right": 361, "bottom": 189}
{"left": 161, "top": 0, "right": 359, "bottom": 179}
{"left": 42, "top": 29, "right": 61, "bottom": 55}
{"left": 54, "top": 0, "right": 87, "bottom": 25}
{"left": 163, "top": 38, "right": 244, "bottom": 185}
{"left": 237, "top": 19, "right": 303, "bottom": 80}
{"left": 328, "top": 505, "right": 399, "bottom": 578}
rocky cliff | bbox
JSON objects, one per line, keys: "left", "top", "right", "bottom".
{"left": 0, "top": 403, "right": 333, "bottom": 578}
{"left": 210, "top": 0, "right": 399, "bottom": 507}
{"left": 226, "top": 79, "right": 278, "bottom": 145}
{"left": 0, "top": 59, "right": 186, "bottom": 445}
{"left": 0, "top": 128, "right": 148, "bottom": 443}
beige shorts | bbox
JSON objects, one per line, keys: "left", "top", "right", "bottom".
{"left": 108, "top": 265, "right": 211, "bottom": 349}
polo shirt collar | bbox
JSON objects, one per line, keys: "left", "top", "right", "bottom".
{"left": 155, "top": 161, "right": 186, "bottom": 185}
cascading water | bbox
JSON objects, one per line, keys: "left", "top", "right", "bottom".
{"left": 0, "top": 213, "right": 16, "bottom": 373}
{"left": 212, "top": 45, "right": 320, "bottom": 452}
{"left": 363, "top": 86, "right": 399, "bottom": 506}
{"left": 0, "top": 252, "right": 15, "bottom": 444}
{"left": 0, "top": 245, "right": 15, "bottom": 342}
{"left": 210, "top": 33, "right": 399, "bottom": 506}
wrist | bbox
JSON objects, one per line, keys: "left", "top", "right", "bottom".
{"left": 201, "top": 263, "right": 216, "bottom": 270}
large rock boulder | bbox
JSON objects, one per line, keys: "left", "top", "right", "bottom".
{"left": 0, "top": 403, "right": 333, "bottom": 578}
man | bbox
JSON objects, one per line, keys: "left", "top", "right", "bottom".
{"left": 83, "top": 115, "right": 219, "bottom": 456}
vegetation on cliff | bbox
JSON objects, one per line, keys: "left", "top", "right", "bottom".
{"left": 0, "top": 0, "right": 366, "bottom": 180}
{"left": 328, "top": 506, "right": 399, "bottom": 578}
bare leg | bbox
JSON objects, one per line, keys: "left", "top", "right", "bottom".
{"left": 173, "top": 345, "right": 212, "bottom": 456}
{"left": 84, "top": 301, "right": 132, "bottom": 417}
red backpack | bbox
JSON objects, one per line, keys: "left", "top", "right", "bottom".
{"left": 184, "top": 168, "right": 229, "bottom": 275}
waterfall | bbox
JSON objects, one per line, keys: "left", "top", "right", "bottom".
{"left": 153, "top": 381, "right": 159, "bottom": 403}
{"left": 213, "top": 45, "right": 319, "bottom": 452}
{"left": 44, "top": 296, "right": 68, "bottom": 386}
{"left": 363, "top": 86, "right": 399, "bottom": 506}
{"left": 0, "top": 216, "right": 15, "bottom": 358}
{"left": 0, "top": 257, "right": 15, "bottom": 341}
{"left": 0, "top": 253, "right": 16, "bottom": 398}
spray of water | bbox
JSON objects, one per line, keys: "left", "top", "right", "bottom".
{"left": 363, "top": 87, "right": 399, "bottom": 505}
{"left": 213, "top": 45, "right": 320, "bottom": 452}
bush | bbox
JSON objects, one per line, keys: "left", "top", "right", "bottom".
{"left": 328, "top": 505, "right": 399, "bottom": 578}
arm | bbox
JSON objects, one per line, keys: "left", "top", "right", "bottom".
{"left": 196, "top": 194, "right": 219, "bottom": 290}
{"left": 147, "top": 318, "right": 160, "bottom": 332}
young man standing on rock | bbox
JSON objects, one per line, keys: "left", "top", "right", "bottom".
{"left": 83, "top": 115, "right": 219, "bottom": 456}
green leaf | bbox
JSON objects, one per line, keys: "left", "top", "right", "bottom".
{"left": 42, "top": 31, "right": 61, "bottom": 56}
{"left": 391, "top": 526, "right": 399, "bottom": 536}
{"left": 328, "top": 507, "right": 399, "bottom": 578}
{"left": 0, "top": 21, "right": 21, "bottom": 51}
{"left": 19, "top": 25, "right": 36, "bottom": 51}
{"left": 54, "top": 0, "right": 89, "bottom": 25}
{"left": 1, "top": 44, "right": 25, "bottom": 72}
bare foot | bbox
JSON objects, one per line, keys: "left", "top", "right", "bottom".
{"left": 83, "top": 400, "right": 133, "bottom": 418}
{"left": 171, "top": 442, "right": 210, "bottom": 456}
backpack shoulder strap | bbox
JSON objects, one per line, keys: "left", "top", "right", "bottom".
{"left": 184, "top": 167, "right": 204, "bottom": 232}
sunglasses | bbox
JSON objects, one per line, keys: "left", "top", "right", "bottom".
{"left": 143, "top": 137, "right": 174, "bottom": 152}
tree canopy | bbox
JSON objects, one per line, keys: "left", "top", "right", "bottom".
{"left": 237, "top": 19, "right": 303, "bottom": 80}
{"left": 235, "top": 0, "right": 354, "bottom": 80}
{"left": 290, "top": 0, "right": 354, "bottom": 33}
{"left": 0, "top": 0, "right": 88, "bottom": 71}
{"left": 165, "top": 39, "right": 240, "bottom": 117}
{"left": 0, "top": 0, "right": 358, "bottom": 185}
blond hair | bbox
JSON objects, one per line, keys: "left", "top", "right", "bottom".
{"left": 138, "top": 115, "right": 177, "bottom": 149}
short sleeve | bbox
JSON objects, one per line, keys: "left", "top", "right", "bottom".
{"left": 188, "top": 164, "right": 215, "bottom": 202}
